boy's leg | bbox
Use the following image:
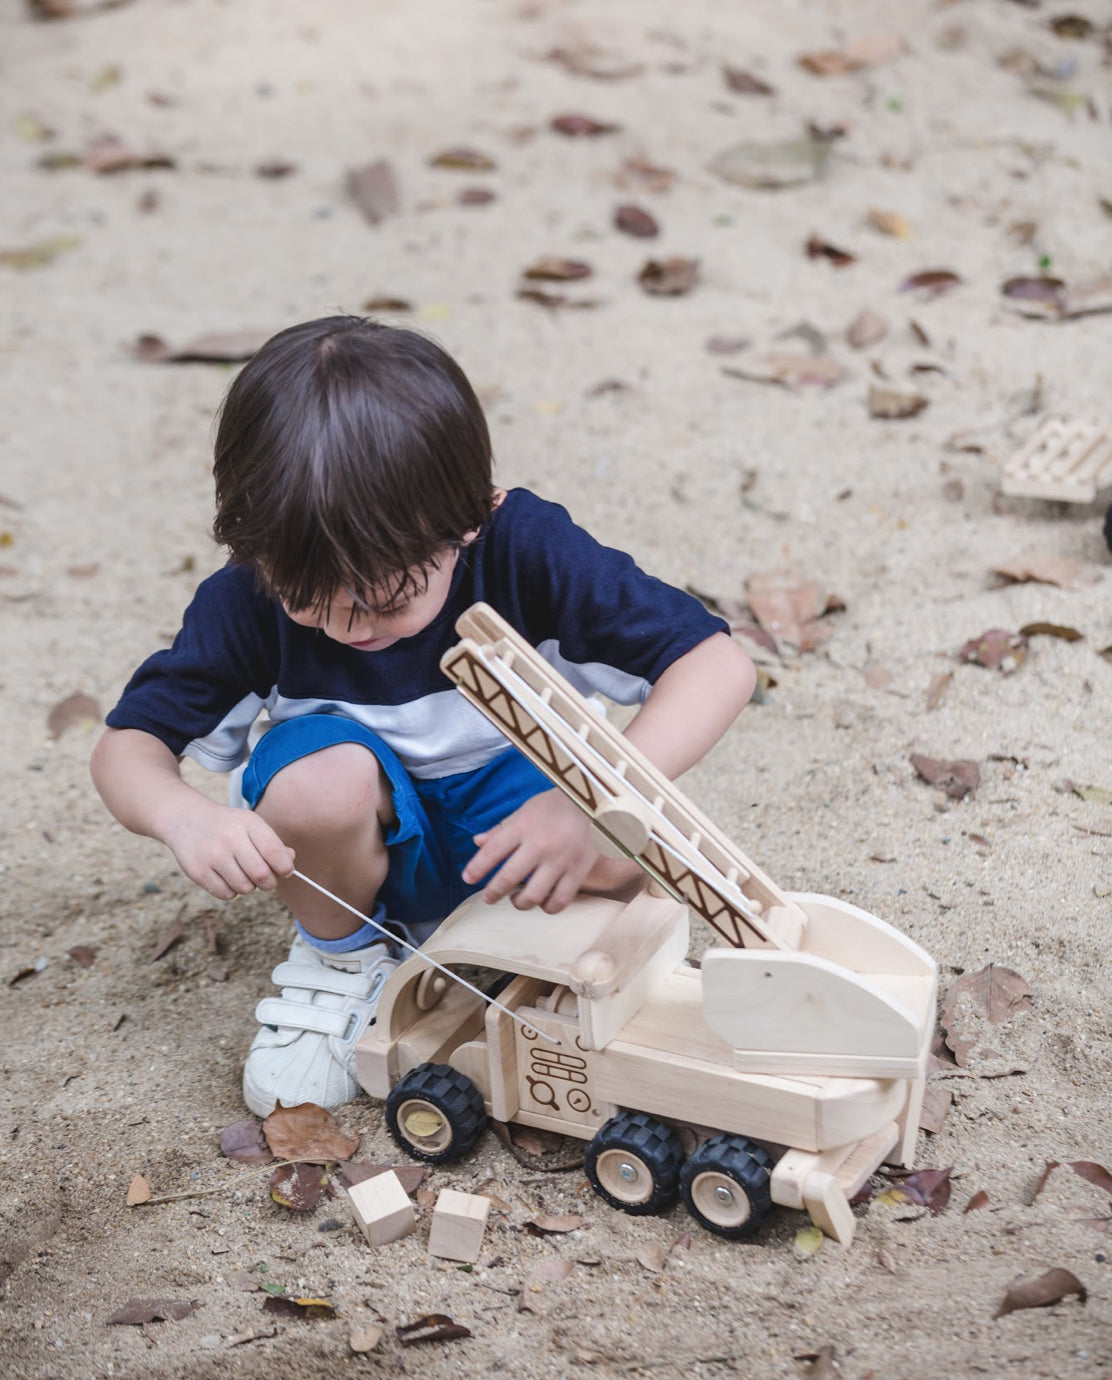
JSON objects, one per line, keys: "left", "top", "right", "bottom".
{"left": 253, "top": 742, "right": 395, "bottom": 939}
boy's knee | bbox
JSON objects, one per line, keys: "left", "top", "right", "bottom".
{"left": 255, "top": 742, "right": 391, "bottom": 836}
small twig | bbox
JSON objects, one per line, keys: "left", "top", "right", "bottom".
{"left": 136, "top": 1158, "right": 330, "bottom": 1205}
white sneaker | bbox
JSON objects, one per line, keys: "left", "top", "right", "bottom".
{"left": 243, "top": 933, "right": 399, "bottom": 1117}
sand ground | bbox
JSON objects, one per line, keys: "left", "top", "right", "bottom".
{"left": 2, "top": 1, "right": 1111, "bottom": 1376}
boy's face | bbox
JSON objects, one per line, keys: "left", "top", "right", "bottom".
{"left": 282, "top": 547, "right": 461, "bottom": 652}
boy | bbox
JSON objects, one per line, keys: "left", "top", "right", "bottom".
{"left": 90, "top": 317, "right": 757, "bottom": 1118}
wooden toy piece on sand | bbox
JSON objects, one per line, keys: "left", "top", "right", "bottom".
{"left": 346, "top": 1169, "right": 416, "bottom": 1247}
{"left": 1001, "top": 418, "right": 1112, "bottom": 503}
{"left": 427, "top": 1188, "right": 490, "bottom": 1262}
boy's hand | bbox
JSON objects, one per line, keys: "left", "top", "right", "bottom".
{"left": 159, "top": 797, "right": 296, "bottom": 901}
{"left": 464, "top": 788, "right": 600, "bottom": 914}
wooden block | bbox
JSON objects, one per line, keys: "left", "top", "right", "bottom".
{"left": 347, "top": 1170, "right": 416, "bottom": 1247}
{"left": 427, "top": 1188, "right": 489, "bottom": 1263}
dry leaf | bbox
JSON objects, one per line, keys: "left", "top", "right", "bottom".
{"left": 134, "top": 331, "right": 273, "bottom": 363}
{"left": 926, "top": 670, "right": 953, "bottom": 710}
{"left": 0, "top": 235, "right": 82, "bottom": 270}
{"left": 705, "top": 334, "right": 750, "bottom": 355}
{"left": 364, "top": 295, "right": 413, "bottom": 313}
{"left": 126, "top": 1174, "right": 151, "bottom": 1206}
{"left": 220, "top": 1118, "right": 273, "bottom": 1165}
{"left": 349, "top": 1322, "right": 384, "bottom": 1353}
{"left": 263, "top": 1102, "right": 360, "bottom": 1163}
{"left": 458, "top": 187, "right": 496, "bottom": 206}
{"left": 1019, "top": 621, "right": 1084, "bottom": 642}
{"left": 745, "top": 573, "right": 835, "bottom": 650}
{"left": 806, "top": 233, "right": 855, "bottom": 267}
{"left": 429, "top": 147, "right": 495, "bottom": 171}
{"left": 80, "top": 135, "right": 175, "bottom": 174}
{"left": 794, "top": 1224, "right": 824, "bottom": 1256}
{"left": 918, "top": 1084, "right": 953, "bottom": 1133}
{"left": 636, "top": 1242, "right": 667, "bottom": 1272}
{"left": 396, "top": 1314, "right": 472, "bottom": 1344}
{"left": 992, "top": 556, "right": 1100, "bottom": 590}
{"left": 910, "top": 755, "right": 980, "bottom": 799}
{"left": 107, "top": 1298, "right": 199, "bottom": 1325}
{"left": 335, "top": 1161, "right": 427, "bottom": 1194}
{"left": 67, "top": 944, "right": 98, "bottom": 967}
{"left": 270, "top": 1162, "right": 328, "bottom": 1211}
{"left": 846, "top": 309, "right": 888, "bottom": 349}
{"left": 868, "top": 207, "right": 910, "bottom": 238}
{"left": 889, "top": 1166, "right": 952, "bottom": 1213}
{"left": 724, "top": 352, "right": 845, "bottom": 391}
{"left": 637, "top": 257, "right": 699, "bottom": 296}
{"left": 523, "top": 256, "right": 592, "bottom": 281}
{"left": 959, "top": 628, "right": 1027, "bottom": 673}
{"left": 799, "top": 34, "right": 904, "bottom": 75}
{"left": 255, "top": 160, "right": 297, "bottom": 179}
{"left": 46, "top": 692, "right": 101, "bottom": 738}
{"left": 868, "top": 385, "right": 928, "bottom": 419}
{"left": 995, "top": 1268, "right": 1086, "bottom": 1318}
{"left": 723, "top": 65, "right": 775, "bottom": 95}
{"left": 900, "top": 269, "right": 962, "bottom": 298}
{"left": 525, "top": 1258, "right": 574, "bottom": 1287}
{"left": 346, "top": 159, "right": 400, "bottom": 224}
{"left": 709, "top": 137, "right": 831, "bottom": 189}
{"left": 614, "top": 204, "right": 659, "bottom": 238}
{"left": 944, "top": 965, "right": 1033, "bottom": 1028}
{"left": 546, "top": 46, "right": 642, "bottom": 81}
{"left": 941, "top": 964, "right": 1034, "bottom": 1072}
{"left": 527, "top": 1214, "right": 583, "bottom": 1235}
{"left": 263, "top": 1295, "right": 337, "bottom": 1320}
{"left": 964, "top": 1190, "right": 990, "bottom": 1213}
{"left": 1067, "top": 1161, "right": 1112, "bottom": 1197}
{"left": 149, "top": 916, "right": 184, "bottom": 962}
{"left": 550, "top": 113, "right": 620, "bottom": 137}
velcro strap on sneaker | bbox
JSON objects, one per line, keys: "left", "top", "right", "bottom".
{"left": 254, "top": 997, "right": 352, "bottom": 1039}
{"left": 270, "top": 961, "right": 376, "bottom": 999}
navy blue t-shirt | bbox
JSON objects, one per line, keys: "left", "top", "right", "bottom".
{"left": 107, "top": 488, "right": 727, "bottom": 780}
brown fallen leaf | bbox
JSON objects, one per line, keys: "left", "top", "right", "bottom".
{"left": 263, "top": 1295, "right": 337, "bottom": 1320}
{"left": 263, "top": 1102, "right": 360, "bottom": 1163}
{"left": 550, "top": 113, "right": 620, "bottom": 137}
{"left": 334, "top": 1161, "right": 427, "bottom": 1194}
{"left": 134, "top": 330, "right": 273, "bottom": 364}
{"left": 806, "top": 233, "right": 855, "bottom": 267}
{"left": 270, "top": 1162, "right": 329, "bottom": 1211}
{"left": 220, "top": 1118, "right": 274, "bottom": 1165}
{"left": 799, "top": 34, "right": 905, "bottom": 75}
{"left": 964, "top": 1189, "right": 990, "bottom": 1213}
{"left": 255, "top": 160, "right": 297, "bottom": 179}
{"left": 516, "top": 287, "right": 601, "bottom": 310}
{"left": 724, "top": 352, "right": 845, "bottom": 391}
{"left": 1001, "top": 275, "right": 1067, "bottom": 318}
{"left": 636, "top": 1242, "right": 667, "bottom": 1273}
{"left": 941, "top": 963, "right": 1033, "bottom": 1067}
{"left": 900, "top": 269, "right": 962, "bottom": 298}
{"left": 526, "top": 1214, "right": 583, "bottom": 1235}
{"left": 1066, "top": 1161, "right": 1112, "bottom": 1197}
{"left": 0, "top": 235, "right": 82, "bottom": 270}
{"left": 546, "top": 45, "right": 642, "bottom": 81}
{"left": 959, "top": 628, "right": 1027, "bottom": 673}
{"left": 995, "top": 1268, "right": 1086, "bottom": 1318}
{"left": 617, "top": 157, "right": 675, "bottom": 194}
{"left": 704, "top": 334, "right": 750, "bottom": 356}
{"left": 868, "top": 385, "right": 928, "bottom": 419}
{"left": 926, "top": 670, "right": 953, "bottom": 710}
{"left": 349, "top": 1322, "right": 384, "bottom": 1353}
{"left": 346, "top": 159, "right": 400, "bottom": 224}
{"left": 107, "top": 1298, "right": 199, "bottom": 1325}
{"left": 458, "top": 187, "right": 496, "bottom": 206}
{"left": 918, "top": 1084, "right": 953, "bottom": 1133}
{"left": 363, "top": 295, "right": 413, "bottom": 313}
{"left": 524, "top": 1257, "right": 574, "bottom": 1289}
{"left": 429, "top": 146, "right": 496, "bottom": 171}
{"left": 637, "top": 257, "right": 699, "bottom": 296}
{"left": 992, "top": 556, "right": 1100, "bottom": 590}
{"left": 1019, "top": 621, "right": 1084, "bottom": 642}
{"left": 887, "top": 1166, "right": 953, "bottom": 1213}
{"left": 745, "top": 573, "right": 838, "bottom": 651}
{"left": 126, "top": 1174, "right": 152, "bottom": 1206}
{"left": 723, "top": 65, "right": 775, "bottom": 95}
{"left": 846, "top": 309, "right": 888, "bottom": 349}
{"left": 868, "top": 207, "right": 910, "bottom": 238}
{"left": 67, "top": 944, "right": 99, "bottom": 968}
{"left": 709, "top": 137, "right": 831, "bottom": 189}
{"left": 396, "top": 1314, "right": 472, "bottom": 1345}
{"left": 910, "top": 755, "right": 980, "bottom": 799}
{"left": 46, "top": 691, "right": 101, "bottom": 738}
{"left": 150, "top": 916, "right": 184, "bottom": 962}
{"left": 614, "top": 204, "right": 659, "bottom": 238}
{"left": 80, "top": 135, "right": 176, "bottom": 174}
{"left": 523, "top": 256, "right": 593, "bottom": 281}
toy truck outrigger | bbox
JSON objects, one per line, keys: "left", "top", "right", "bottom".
{"left": 355, "top": 605, "right": 938, "bottom": 1245}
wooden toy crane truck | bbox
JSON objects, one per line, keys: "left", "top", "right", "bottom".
{"left": 355, "top": 605, "right": 938, "bottom": 1245}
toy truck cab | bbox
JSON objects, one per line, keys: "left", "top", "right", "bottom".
{"left": 354, "top": 605, "right": 938, "bottom": 1245}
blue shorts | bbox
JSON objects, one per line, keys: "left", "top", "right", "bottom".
{"left": 238, "top": 714, "right": 551, "bottom": 928}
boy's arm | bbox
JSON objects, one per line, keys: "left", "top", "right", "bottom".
{"left": 463, "top": 632, "right": 756, "bottom": 912}
{"left": 90, "top": 727, "right": 295, "bottom": 900}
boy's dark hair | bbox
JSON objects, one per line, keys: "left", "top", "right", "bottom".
{"left": 213, "top": 316, "right": 495, "bottom": 613}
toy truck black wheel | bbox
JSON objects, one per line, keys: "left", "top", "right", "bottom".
{"left": 385, "top": 1064, "right": 486, "bottom": 1164}
{"left": 585, "top": 1112, "right": 684, "bottom": 1215}
{"left": 680, "top": 1135, "right": 774, "bottom": 1239}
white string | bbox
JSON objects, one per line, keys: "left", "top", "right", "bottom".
{"left": 292, "top": 868, "right": 560, "bottom": 1044}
